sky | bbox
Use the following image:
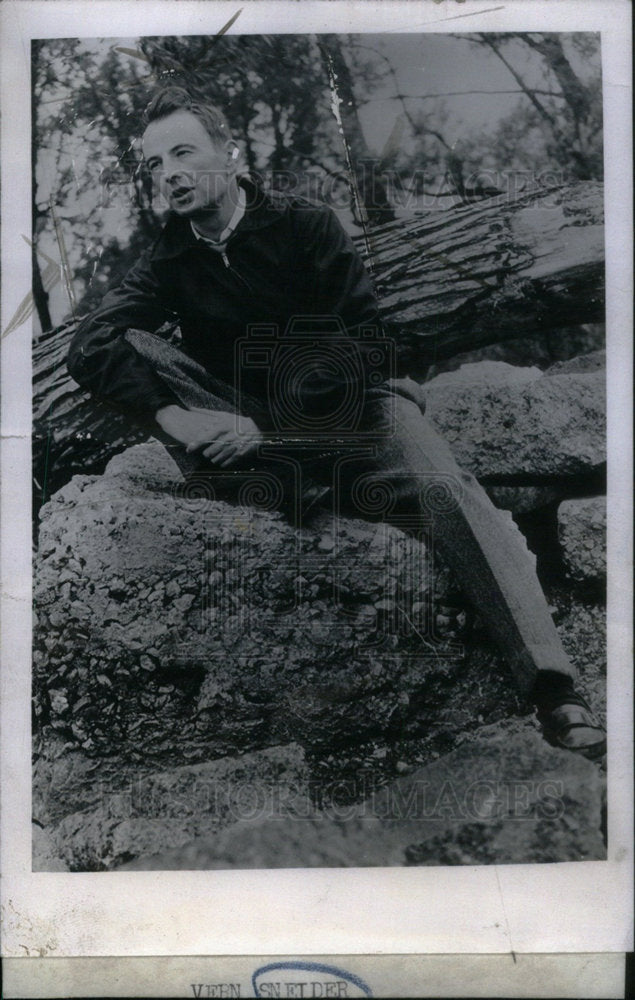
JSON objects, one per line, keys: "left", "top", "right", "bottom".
{"left": 359, "top": 33, "right": 541, "bottom": 153}
{"left": 357, "top": 32, "right": 598, "bottom": 154}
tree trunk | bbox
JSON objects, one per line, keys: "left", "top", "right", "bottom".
{"left": 523, "top": 34, "right": 593, "bottom": 123}
{"left": 32, "top": 180, "right": 604, "bottom": 514}
{"left": 319, "top": 35, "right": 396, "bottom": 225}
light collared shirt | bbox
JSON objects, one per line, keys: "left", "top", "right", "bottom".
{"left": 190, "top": 183, "right": 247, "bottom": 254}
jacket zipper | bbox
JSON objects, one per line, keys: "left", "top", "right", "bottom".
{"left": 221, "top": 247, "right": 253, "bottom": 292}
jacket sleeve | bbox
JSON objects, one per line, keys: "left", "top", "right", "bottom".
{"left": 299, "top": 202, "right": 383, "bottom": 332}
{"left": 67, "top": 251, "right": 181, "bottom": 423}
{"left": 291, "top": 203, "right": 392, "bottom": 419}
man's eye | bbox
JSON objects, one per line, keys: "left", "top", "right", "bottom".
{"left": 176, "top": 149, "right": 191, "bottom": 158}
{"left": 147, "top": 162, "right": 160, "bottom": 172}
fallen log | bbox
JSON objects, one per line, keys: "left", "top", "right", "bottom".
{"left": 363, "top": 180, "right": 604, "bottom": 364}
{"left": 32, "top": 180, "right": 604, "bottom": 511}
{"left": 33, "top": 323, "right": 146, "bottom": 512}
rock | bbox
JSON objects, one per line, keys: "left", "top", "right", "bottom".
{"left": 32, "top": 824, "right": 69, "bottom": 872}
{"left": 424, "top": 366, "right": 605, "bottom": 479}
{"left": 104, "top": 441, "right": 183, "bottom": 483}
{"left": 424, "top": 361, "right": 543, "bottom": 389}
{"left": 117, "top": 721, "right": 605, "bottom": 869}
{"left": 423, "top": 326, "right": 604, "bottom": 379}
{"left": 33, "top": 373, "right": 607, "bottom": 871}
{"left": 549, "top": 588, "right": 606, "bottom": 718}
{"left": 557, "top": 497, "right": 606, "bottom": 581}
{"left": 374, "top": 720, "right": 606, "bottom": 866}
{"left": 33, "top": 742, "right": 107, "bottom": 827}
{"left": 36, "top": 440, "right": 514, "bottom": 790}
{"left": 118, "top": 812, "right": 402, "bottom": 870}
{"left": 35, "top": 743, "right": 308, "bottom": 871}
{"left": 545, "top": 350, "right": 605, "bottom": 376}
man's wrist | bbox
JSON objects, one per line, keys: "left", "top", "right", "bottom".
{"left": 155, "top": 403, "right": 184, "bottom": 426}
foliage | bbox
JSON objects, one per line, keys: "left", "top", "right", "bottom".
{"left": 456, "top": 33, "right": 603, "bottom": 182}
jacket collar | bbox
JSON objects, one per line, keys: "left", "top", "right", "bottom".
{"left": 150, "top": 175, "right": 286, "bottom": 261}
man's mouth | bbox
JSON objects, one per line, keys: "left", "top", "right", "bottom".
{"left": 170, "top": 186, "right": 195, "bottom": 206}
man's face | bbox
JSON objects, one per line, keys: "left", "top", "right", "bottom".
{"left": 142, "top": 110, "right": 232, "bottom": 218}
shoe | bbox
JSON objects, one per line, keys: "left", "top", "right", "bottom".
{"left": 537, "top": 698, "right": 606, "bottom": 760}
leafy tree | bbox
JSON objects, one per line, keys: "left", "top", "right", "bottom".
{"left": 457, "top": 33, "right": 603, "bottom": 181}
{"left": 33, "top": 38, "right": 164, "bottom": 326}
{"left": 138, "top": 35, "right": 337, "bottom": 184}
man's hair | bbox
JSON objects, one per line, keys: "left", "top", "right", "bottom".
{"left": 142, "top": 86, "right": 230, "bottom": 146}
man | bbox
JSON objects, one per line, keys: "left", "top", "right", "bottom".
{"left": 67, "top": 86, "right": 605, "bottom": 758}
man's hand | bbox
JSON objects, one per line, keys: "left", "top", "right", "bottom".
{"left": 155, "top": 405, "right": 263, "bottom": 468}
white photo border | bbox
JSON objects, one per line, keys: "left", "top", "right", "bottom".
{"left": 1, "top": 0, "right": 632, "bottom": 966}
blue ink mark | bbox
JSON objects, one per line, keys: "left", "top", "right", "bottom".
{"left": 252, "top": 960, "right": 372, "bottom": 997}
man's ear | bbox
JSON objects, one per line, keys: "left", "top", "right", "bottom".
{"left": 226, "top": 141, "right": 240, "bottom": 163}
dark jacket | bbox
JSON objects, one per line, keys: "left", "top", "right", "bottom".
{"left": 67, "top": 177, "right": 387, "bottom": 429}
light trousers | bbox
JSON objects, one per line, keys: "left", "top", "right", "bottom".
{"left": 126, "top": 328, "right": 576, "bottom": 694}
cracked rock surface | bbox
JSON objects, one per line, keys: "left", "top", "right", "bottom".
{"left": 558, "top": 497, "right": 606, "bottom": 581}
{"left": 33, "top": 358, "right": 608, "bottom": 871}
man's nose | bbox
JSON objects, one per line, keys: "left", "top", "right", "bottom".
{"left": 163, "top": 157, "right": 187, "bottom": 185}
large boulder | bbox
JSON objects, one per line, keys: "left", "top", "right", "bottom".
{"left": 118, "top": 721, "right": 606, "bottom": 869}
{"left": 34, "top": 742, "right": 308, "bottom": 871}
{"left": 34, "top": 440, "right": 521, "bottom": 812}
{"left": 425, "top": 363, "right": 605, "bottom": 480}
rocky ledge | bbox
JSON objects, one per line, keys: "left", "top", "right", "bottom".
{"left": 32, "top": 357, "right": 607, "bottom": 870}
